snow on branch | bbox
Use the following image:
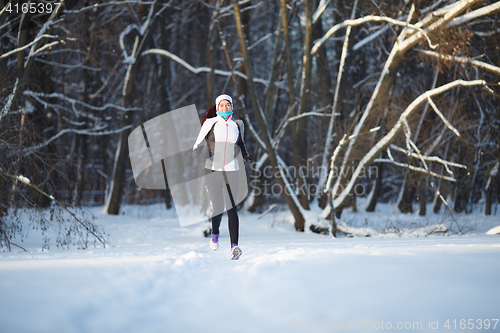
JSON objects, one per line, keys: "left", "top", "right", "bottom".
{"left": 486, "top": 161, "right": 499, "bottom": 190}
{"left": 15, "top": 175, "right": 31, "bottom": 185}
{"left": 62, "top": 0, "right": 161, "bottom": 14}
{"left": 218, "top": 0, "right": 258, "bottom": 18}
{"left": 1, "top": 1, "right": 64, "bottom": 119}
{"left": 23, "top": 91, "right": 141, "bottom": 113}
{"left": 248, "top": 32, "right": 276, "bottom": 51}
{"left": 21, "top": 125, "right": 133, "bottom": 156}
{"left": 319, "top": 0, "right": 359, "bottom": 201}
{"left": 447, "top": 1, "right": 500, "bottom": 27}
{"left": 351, "top": 0, "right": 449, "bottom": 51}
{"left": 325, "top": 134, "right": 348, "bottom": 193}
{"left": 0, "top": 171, "right": 106, "bottom": 247}
{"left": 403, "top": 126, "right": 467, "bottom": 224}
{"left": 142, "top": 49, "right": 269, "bottom": 87}
{"left": 287, "top": 110, "right": 332, "bottom": 122}
{"left": 119, "top": 13, "right": 148, "bottom": 64}
{"left": 242, "top": 111, "right": 267, "bottom": 151}
{"left": 0, "top": 35, "right": 59, "bottom": 59}
{"left": 398, "top": 0, "right": 482, "bottom": 51}
{"left": 353, "top": 25, "right": 389, "bottom": 51}
{"left": 374, "top": 156, "right": 456, "bottom": 182}
{"left": 474, "top": 27, "right": 500, "bottom": 37}
{"left": 0, "top": 78, "right": 18, "bottom": 120}
{"left": 34, "top": 57, "right": 102, "bottom": 71}
{"left": 26, "top": 0, "right": 65, "bottom": 64}
{"left": 331, "top": 2, "right": 482, "bottom": 203}
{"left": 427, "top": 97, "right": 461, "bottom": 137}
{"left": 31, "top": 41, "right": 61, "bottom": 56}
{"left": 273, "top": 101, "right": 298, "bottom": 149}
{"left": 418, "top": 49, "right": 500, "bottom": 76}
{"left": 332, "top": 79, "right": 486, "bottom": 209}
{"left": 389, "top": 144, "right": 467, "bottom": 175}
{"left": 311, "top": 15, "right": 437, "bottom": 55}
{"left": 312, "top": 0, "right": 331, "bottom": 24}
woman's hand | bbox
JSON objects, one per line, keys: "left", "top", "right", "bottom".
{"left": 244, "top": 155, "right": 253, "bottom": 165}
{"left": 192, "top": 146, "right": 202, "bottom": 158}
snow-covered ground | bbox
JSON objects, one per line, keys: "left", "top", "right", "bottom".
{"left": 1, "top": 202, "right": 499, "bottom": 333}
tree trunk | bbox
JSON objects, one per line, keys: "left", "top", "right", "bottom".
{"left": 73, "top": 0, "right": 95, "bottom": 206}
{"left": 398, "top": 184, "right": 415, "bottom": 213}
{"left": 312, "top": 0, "right": 332, "bottom": 107}
{"left": 418, "top": 177, "right": 426, "bottom": 216}
{"left": 433, "top": 195, "right": 443, "bottom": 214}
{"left": 316, "top": 0, "right": 359, "bottom": 208}
{"left": 280, "top": 0, "right": 311, "bottom": 210}
{"left": 351, "top": 193, "right": 357, "bottom": 212}
{"left": 0, "top": 175, "right": 7, "bottom": 217}
{"left": 485, "top": 182, "right": 492, "bottom": 216}
{"left": 233, "top": 0, "right": 305, "bottom": 230}
{"left": 236, "top": 1, "right": 251, "bottom": 102}
{"left": 293, "top": 0, "right": 313, "bottom": 210}
{"left": 486, "top": 106, "right": 500, "bottom": 215}
{"left": 73, "top": 127, "right": 88, "bottom": 206}
{"left": 366, "top": 162, "right": 383, "bottom": 212}
{"left": 453, "top": 149, "right": 469, "bottom": 213}
{"left": 107, "top": 3, "right": 161, "bottom": 214}
{"left": 206, "top": 0, "right": 220, "bottom": 105}
{"left": 281, "top": 0, "right": 310, "bottom": 210}
{"left": 263, "top": 7, "right": 282, "bottom": 123}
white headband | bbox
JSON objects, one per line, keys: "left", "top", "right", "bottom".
{"left": 215, "top": 94, "right": 233, "bottom": 109}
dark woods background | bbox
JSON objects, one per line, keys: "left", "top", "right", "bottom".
{"left": 0, "top": 0, "right": 499, "bottom": 240}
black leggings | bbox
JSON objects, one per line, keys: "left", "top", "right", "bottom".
{"left": 206, "top": 170, "right": 239, "bottom": 245}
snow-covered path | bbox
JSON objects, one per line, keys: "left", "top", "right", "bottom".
{"left": 1, "top": 205, "right": 499, "bottom": 333}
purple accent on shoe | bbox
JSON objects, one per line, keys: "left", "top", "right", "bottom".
{"left": 231, "top": 244, "right": 242, "bottom": 260}
{"left": 231, "top": 243, "right": 238, "bottom": 248}
{"left": 211, "top": 233, "right": 219, "bottom": 243}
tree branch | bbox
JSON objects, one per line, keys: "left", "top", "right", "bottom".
{"left": 0, "top": 172, "right": 106, "bottom": 247}
{"left": 142, "top": 48, "right": 269, "bottom": 87}
{"left": 427, "top": 96, "right": 461, "bottom": 137}
{"left": 332, "top": 79, "right": 486, "bottom": 209}
{"left": 0, "top": 34, "right": 59, "bottom": 59}
{"left": 418, "top": 49, "right": 500, "bottom": 76}
{"left": 311, "top": 14, "right": 437, "bottom": 55}
{"left": 447, "top": 1, "right": 500, "bottom": 27}
{"left": 389, "top": 144, "right": 467, "bottom": 174}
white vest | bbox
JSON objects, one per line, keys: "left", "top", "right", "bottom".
{"left": 193, "top": 115, "right": 241, "bottom": 171}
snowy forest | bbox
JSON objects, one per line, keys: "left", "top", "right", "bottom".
{"left": 1, "top": 0, "right": 500, "bottom": 249}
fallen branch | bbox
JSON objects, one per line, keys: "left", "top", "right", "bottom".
{"left": 0, "top": 172, "right": 106, "bottom": 248}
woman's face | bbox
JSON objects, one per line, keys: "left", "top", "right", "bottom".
{"left": 218, "top": 99, "right": 232, "bottom": 111}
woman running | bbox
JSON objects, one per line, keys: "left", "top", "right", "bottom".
{"left": 192, "top": 94, "right": 252, "bottom": 260}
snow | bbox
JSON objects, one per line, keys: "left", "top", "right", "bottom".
{"left": 15, "top": 175, "right": 30, "bottom": 184}
{"left": 486, "top": 225, "right": 500, "bottom": 235}
{"left": 1, "top": 201, "right": 499, "bottom": 333}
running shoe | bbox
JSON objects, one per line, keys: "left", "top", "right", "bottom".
{"left": 210, "top": 233, "right": 219, "bottom": 251}
{"left": 231, "top": 243, "right": 242, "bottom": 260}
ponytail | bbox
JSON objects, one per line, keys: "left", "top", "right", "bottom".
{"left": 201, "top": 104, "right": 217, "bottom": 124}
